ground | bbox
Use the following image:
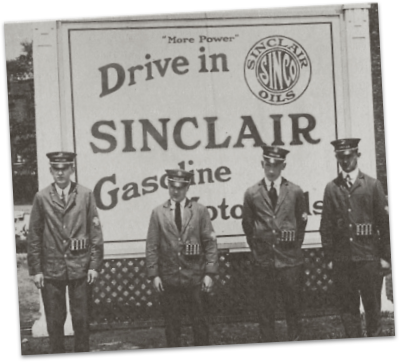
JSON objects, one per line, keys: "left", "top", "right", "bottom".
{"left": 19, "top": 315, "right": 396, "bottom": 354}
{"left": 17, "top": 255, "right": 395, "bottom": 355}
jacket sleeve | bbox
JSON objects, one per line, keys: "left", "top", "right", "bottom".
{"left": 295, "top": 187, "right": 308, "bottom": 247}
{"left": 146, "top": 210, "right": 160, "bottom": 279}
{"left": 373, "top": 180, "right": 391, "bottom": 263}
{"left": 242, "top": 189, "right": 255, "bottom": 249}
{"left": 88, "top": 192, "right": 104, "bottom": 271}
{"left": 200, "top": 206, "right": 218, "bottom": 275}
{"left": 320, "top": 185, "right": 334, "bottom": 263}
{"left": 27, "top": 194, "right": 44, "bottom": 276}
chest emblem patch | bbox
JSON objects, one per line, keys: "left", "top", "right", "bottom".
{"left": 93, "top": 216, "right": 100, "bottom": 227}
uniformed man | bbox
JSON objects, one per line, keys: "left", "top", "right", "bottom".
{"left": 146, "top": 169, "right": 218, "bottom": 347}
{"left": 27, "top": 152, "right": 104, "bottom": 353}
{"left": 320, "top": 138, "right": 390, "bottom": 337}
{"left": 242, "top": 145, "right": 307, "bottom": 342}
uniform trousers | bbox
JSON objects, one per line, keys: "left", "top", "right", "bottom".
{"left": 160, "top": 284, "right": 210, "bottom": 347}
{"left": 253, "top": 264, "right": 303, "bottom": 342}
{"left": 41, "top": 277, "right": 90, "bottom": 353}
{"left": 333, "top": 260, "right": 383, "bottom": 338}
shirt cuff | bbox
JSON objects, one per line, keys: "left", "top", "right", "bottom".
{"left": 147, "top": 266, "right": 159, "bottom": 279}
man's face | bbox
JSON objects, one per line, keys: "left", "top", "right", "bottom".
{"left": 168, "top": 183, "right": 189, "bottom": 203}
{"left": 262, "top": 159, "right": 286, "bottom": 182}
{"left": 335, "top": 151, "right": 360, "bottom": 173}
{"left": 50, "top": 165, "right": 74, "bottom": 188}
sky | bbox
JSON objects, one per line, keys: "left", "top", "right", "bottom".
{"left": 4, "top": 22, "right": 33, "bottom": 60}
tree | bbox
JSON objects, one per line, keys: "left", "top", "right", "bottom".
{"left": 6, "top": 41, "right": 33, "bottom": 81}
{"left": 7, "top": 41, "right": 37, "bottom": 204}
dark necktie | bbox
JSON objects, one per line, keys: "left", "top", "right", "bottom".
{"left": 345, "top": 175, "right": 353, "bottom": 189}
{"left": 60, "top": 190, "right": 66, "bottom": 207}
{"left": 175, "top": 201, "right": 182, "bottom": 232}
{"left": 269, "top": 181, "right": 278, "bottom": 209}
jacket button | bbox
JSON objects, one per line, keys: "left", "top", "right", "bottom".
{"left": 349, "top": 238, "right": 353, "bottom": 241}
{"left": 348, "top": 209, "right": 351, "bottom": 212}
{"left": 272, "top": 230, "right": 276, "bottom": 234}
{"left": 64, "top": 254, "right": 67, "bottom": 258}
{"left": 179, "top": 267, "right": 182, "bottom": 270}
{"left": 63, "top": 240, "right": 66, "bottom": 243}
{"left": 178, "top": 252, "right": 181, "bottom": 256}
{"left": 349, "top": 224, "right": 352, "bottom": 228}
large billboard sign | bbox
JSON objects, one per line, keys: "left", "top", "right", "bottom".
{"left": 33, "top": 6, "right": 377, "bottom": 254}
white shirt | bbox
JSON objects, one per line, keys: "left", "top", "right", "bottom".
{"left": 264, "top": 176, "right": 282, "bottom": 196}
{"left": 170, "top": 198, "right": 187, "bottom": 219}
{"left": 55, "top": 182, "right": 71, "bottom": 203}
{"left": 342, "top": 168, "right": 359, "bottom": 185}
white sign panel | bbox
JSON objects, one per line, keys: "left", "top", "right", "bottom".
{"left": 59, "top": 16, "right": 343, "bottom": 245}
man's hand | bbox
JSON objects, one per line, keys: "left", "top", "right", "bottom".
{"left": 34, "top": 273, "right": 44, "bottom": 289}
{"left": 380, "top": 258, "right": 391, "bottom": 270}
{"left": 153, "top": 276, "right": 164, "bottom": 292}
{"left": 202, "top": 275, "right": 213, "bottom": 293}
{"left": 87, "top": 270, "right": 99, "bottom": 285}
{"left": 327, "top": 261, "right": 333, "bottom": 270}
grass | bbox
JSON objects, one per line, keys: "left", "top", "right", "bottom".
{"left": 17, "top": 254, "right": 40, "bottom": 327}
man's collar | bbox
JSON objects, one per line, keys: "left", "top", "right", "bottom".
{"left": 170, "top": 198, "right": 188, "bottom": 208}
{"left": 264, "top": 175, "right": 282, "bottom": 188}
{"left": 54, "top": 182, "right": 71, "bottom": 196}
{"left": 342, "top": 168, "right": 359, "bottom": 181}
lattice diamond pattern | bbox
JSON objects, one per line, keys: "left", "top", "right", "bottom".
{"left": 90, "top": 248, "right": 336, "bottom": 326}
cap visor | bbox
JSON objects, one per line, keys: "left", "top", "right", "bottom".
{"left": 50, "top": 163, "right": 72, "bottom": 170}
{"left": 263, "top": 156, "right": 284, "bottom": 164}
{"left": 335, "top": 148, "right": 358, "bottom": 155}
{"left": 170, "top": 181, "right": 189, "bottom": 188}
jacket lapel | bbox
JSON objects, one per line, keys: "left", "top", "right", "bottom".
{"left": 275, "top": 178, "right": 288, "bottom": 213}
{"left": 334, "top": 174, "right": 348, "bottom": 194}
{"left": 163, "top": 200, "right": 179, "bottom": 236}
{"left": 350, "top": 171, "right": 364, "bottom": 193}
{"left": 64, "top": 182, "right": 77, "bottom": 214}
{"left": 337, "top": 172, "right": 362, "bottom": 194}
{"left": 50, "top": 183, "right": 65, "bottom": 209}
{"left": 181, "top": 199, "right": 193, "bottom": 235}
{"left": 258, "top": 179, "right": 273, "bottom": 211}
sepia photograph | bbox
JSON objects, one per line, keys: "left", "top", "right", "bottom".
{"left": 2, "top": 0, "right": 397, "bottom": 359}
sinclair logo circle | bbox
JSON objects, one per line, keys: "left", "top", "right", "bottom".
{"left": 244, "top": 35, "right": 311, "bottom": 105}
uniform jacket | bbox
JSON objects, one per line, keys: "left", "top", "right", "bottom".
{"left": 27, "top": 182, "right": 104, "bottom": 280}
{"left": 146, "top": 199, "right": 218, "bottom": 287}
{"left": 242, "top": 178, "right": 308, "bottom": 268}
{"left": 320, "top": 171, "right": 390, "bottom": 263}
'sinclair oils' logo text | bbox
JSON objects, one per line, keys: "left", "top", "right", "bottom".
{"left": 244, "top": 35, "right": 311, "bottom": 105}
